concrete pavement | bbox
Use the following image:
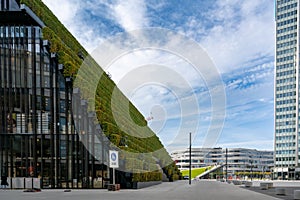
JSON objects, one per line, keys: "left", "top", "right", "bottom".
{"left": 0, "top": 180, "right": 281, "bottom": 200}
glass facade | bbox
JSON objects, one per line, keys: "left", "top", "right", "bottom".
{"left": 0, "top": 2, "right": 111, "bottom": 189}
{"left": 275, "top": 0, "right": 300, "bottom": 179}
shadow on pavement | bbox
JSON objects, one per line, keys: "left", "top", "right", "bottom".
{"left": 243, "top": 186, "right": 300, "bottom": 200}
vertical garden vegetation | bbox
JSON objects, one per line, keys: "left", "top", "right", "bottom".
{"left": 20, "top": 0, "right": 181, "bottom": 182}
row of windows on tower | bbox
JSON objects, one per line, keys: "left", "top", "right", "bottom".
{"left": 277, "top": 0, "right": 296, "bottom": 6}
{"left": 277, "top": 63, "right": 294, "bottom": 70}
{"left": 276, "top": 128, "right": 296, "bottom": 133}
{"left": 276, "top": 150, "right": 296, "bottom": 155}
{"left": 275, "top": 135, "right": 296, "bottom": 141}
{"left": 276, "top": 70, "right": 296, "bottom": 77}
{"left": 277, "top": 2, "right": 297, "bottom": 13}
{"left": 277, "top": 25, "right": 297, "bottom": 34}
{"left": 276, "top": 91, "right": 296, "bottom": 98}
{"left": 276, "top": 77, "right": 296, "bottom": 84}
{"left": 277, "top": 9, "right": 297, "bottom": 20}
{"left": 276, "top": 121, "right": 296, "bottom": 126}
{"left": 277, "top": 40, "right": 297, "bottom": 49}
{"left": 276, "top": 142, "right": 296, "bottom": 148}
{"left": 276, "top": 106, "right": 296, "bottom": 112}
{"left": 276, "top": 84, "right": 296, "bottom": 91}
{"left": 277, "top": 48, "right": 296, "bottom": 56}
{"left": 275, "top": 157, "right": 296, "bottom": 162}
{"left": 275, "top": 113, "right": 296, "bottom": 119}
{"left": 277, "top": 33, "right": 297, "bottom": 42}
{"left": 277, "top": 18, "right": 297, "bottom": 27}
{"left": 277, "top": 55, "right": 295, "bottom": 63}
{"left": 276, "top": 98, "right": 296, "bottom": 105}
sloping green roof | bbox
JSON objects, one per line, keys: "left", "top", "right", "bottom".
{"left": 19, "top": 0, "right": 181, "bottom": 181}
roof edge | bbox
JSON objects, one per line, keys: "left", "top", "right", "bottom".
{"left": 20, "top": 4, "right": 45, "bottom": 28}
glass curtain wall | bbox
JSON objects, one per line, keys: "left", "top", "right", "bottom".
{"left": 0, "top": 24, "right": 109, "bottom": 189}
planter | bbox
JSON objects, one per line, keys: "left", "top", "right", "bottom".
{"left": 107, "top": 184, "right": 120, "bottom": 191}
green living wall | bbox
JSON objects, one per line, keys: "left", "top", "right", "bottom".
{"left": 20, "top": 0, "right": 181, "bottom": 181}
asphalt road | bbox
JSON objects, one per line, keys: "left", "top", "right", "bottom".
{"left": 0, "top": 180, "right": 281, "bottom": 200}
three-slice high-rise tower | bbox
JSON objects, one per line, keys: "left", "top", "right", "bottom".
{"left": 275, "top": 0, "right": 300, "bottom": 179}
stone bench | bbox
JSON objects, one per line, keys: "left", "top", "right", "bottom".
{"left": 244, "top": 181, "right": 252, "bottom": 187}
{"left": 232, "top": 180, "right": 242, "bottom": 185}
{"left": 294, "top": 190, "right": 300, "bottom": 199}
{"left": 260, "top": 183, "right": 268, "bottom": 190}
{"left": 275, "top": 188, "right": 285, "bottom": 196}
{"left": 265, "top": 182, "right": 273, "bottom": 188}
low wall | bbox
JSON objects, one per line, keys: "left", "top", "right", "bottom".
{"left": 8, "top": 177, "right": 41, "bottom": 189}
{"left": 132, "top": 181, "right": 162, "bottom": 189}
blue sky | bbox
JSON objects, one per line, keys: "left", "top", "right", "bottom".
{"left": 43, "top": 0, "right": 275, "bottom": 152}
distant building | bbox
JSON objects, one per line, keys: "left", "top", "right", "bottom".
{"left": 171, "top": 148, "right": 273, "bottom": 177}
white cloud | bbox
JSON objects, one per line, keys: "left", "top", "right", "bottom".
{"left": 42, "top": 0, "right": 80, "bottom": 24}
{"left": 196, "top": 0, "right": 274, "bottom": 73}
{"left": 42, "top": 0, "right": 276, "bottom": 151}
{"left": 113, "top": 0, "right": 149, "bottom": 32}
{"left": 43, "top": 0, "right": 150, "bottom": 52}
{"left": 42, "top": 0, "right": 101, "bottom": 52}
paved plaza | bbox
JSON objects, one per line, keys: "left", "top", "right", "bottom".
{"left": 0, "top": 180, "right": 294, "bottom": 200}
{"left": 244, "top": 180, "right": 300, "bottom": 200}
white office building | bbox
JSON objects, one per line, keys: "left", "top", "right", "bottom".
{"left": 274, "top": 0, "right": 300, "bottom": 180}
{"left": 171, "top": 148, "right": 273, "bottom": 176}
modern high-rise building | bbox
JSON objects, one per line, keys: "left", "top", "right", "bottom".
{"left": 274, "top": 0, "right": 300, "bottom": 180}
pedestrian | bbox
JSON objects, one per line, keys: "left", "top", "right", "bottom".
{"left": 1, "top": 175, "right": 8, "bottom": 189}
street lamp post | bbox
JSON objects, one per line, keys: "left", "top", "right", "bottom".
{"left": 243, "top": 160, "right": 246, "bottom": 180}
{"left": 189, "top": 132, "right": 192, "bottom": 185}
{"left": 250, "top": 160, "right": 253, "bottom": 181}
{"left": 225, "top": 148, "right": 228, "bottom": 182}
{"left": 262, "top": 166, "right": 265, "bottom": 180}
